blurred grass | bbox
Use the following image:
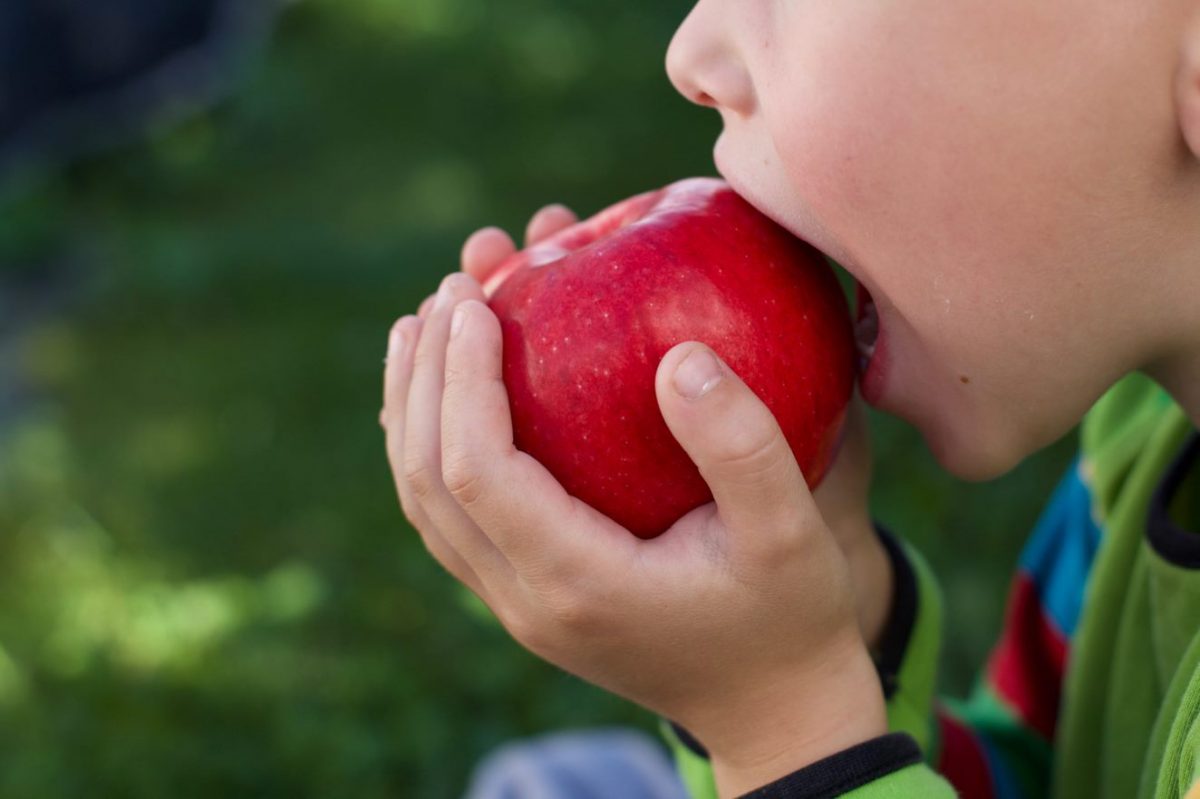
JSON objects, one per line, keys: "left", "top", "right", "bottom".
{"left": 0, "top": 0, "right": 1075, "bottom": 796}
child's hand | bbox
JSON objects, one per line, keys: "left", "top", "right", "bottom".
{"left": 382, "top": 206, "right": 888, "bottom": 796}
{"left": 438, "top": 205, "right": 895, "bottom": 653}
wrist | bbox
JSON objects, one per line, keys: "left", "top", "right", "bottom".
{"left": 703, "top": 635, "right": 888, "bottom": 798}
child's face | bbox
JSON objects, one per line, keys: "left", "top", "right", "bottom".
{"left": 667, "top": 0, "right": 1187, "bottom": 479}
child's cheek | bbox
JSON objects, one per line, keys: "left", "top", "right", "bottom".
{"left": 764, "top": 9, "right": 1105, "bottom": 335}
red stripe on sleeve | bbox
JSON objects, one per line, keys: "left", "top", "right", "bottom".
{"left": 986, "top": 571, "right": 1068, "bottom": 740}
{"left": 936, "top": 705, "right": 996, "bottom": 799}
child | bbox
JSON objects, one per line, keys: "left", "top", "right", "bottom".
{"left": 381, "top": 1, "right": 1200, "bottom": 796}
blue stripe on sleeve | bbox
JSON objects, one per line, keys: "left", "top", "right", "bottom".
{"left": 1015, "top": 457, "right": 1102, "bottom": 639}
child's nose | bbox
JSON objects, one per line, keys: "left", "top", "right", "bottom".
{"left": 665, "top": 2, "right": 756, "bottom": 118}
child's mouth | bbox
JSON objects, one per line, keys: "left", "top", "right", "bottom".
{"left": 854, "top": 281, "right": 879, "bottom": 376}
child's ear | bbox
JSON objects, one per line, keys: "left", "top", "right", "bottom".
{"left": 1178, "top": 6, "right": 1200, "bottom": 161}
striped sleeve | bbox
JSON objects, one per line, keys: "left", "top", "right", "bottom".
{"left": 894, "top": 456, "right": 1101, "bottom": 798}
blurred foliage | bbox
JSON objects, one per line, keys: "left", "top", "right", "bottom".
{"left": 0, "top": 0, "right": 1075, "bottom": 796}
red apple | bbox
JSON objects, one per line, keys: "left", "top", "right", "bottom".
{"left": 482, "top": 178, "right": 855, "bottom": 539}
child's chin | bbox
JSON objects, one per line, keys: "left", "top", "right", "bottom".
{"left": 924, "top": 420, "right": 1027, "bottom": 483}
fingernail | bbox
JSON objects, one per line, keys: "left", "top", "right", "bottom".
{"left": 450, "top": 304, "right": 467, "bottom": 338}
{"left": 673, "top": 347, "right": 723, "bottom": 399}
{"left": 435, "top": 274, "right": 461, "bottom": 311}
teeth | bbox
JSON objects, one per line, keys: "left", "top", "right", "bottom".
{"left": 857, "top": 342, "right": 876, "bottom": 375}
{"left": 855, "top": 300, "right": 878, "bottom": 372}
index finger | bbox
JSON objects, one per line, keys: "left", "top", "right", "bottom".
{"left": 439, "top": 300, "right": 633, "bottom": 573}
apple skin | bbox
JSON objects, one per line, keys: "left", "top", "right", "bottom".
{"left": 482, "top": 178, "right": 855, "bottom": 539}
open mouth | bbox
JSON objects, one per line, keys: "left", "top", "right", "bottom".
{"left": 854, "top": 281, "right": 879, "bottom": 376}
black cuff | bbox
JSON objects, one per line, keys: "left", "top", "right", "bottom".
{"left": 737, "top": 732, "right": 923, "bottom": 799}
{"left": 871, "top": 523, "right": 918, "bottom": 701}
{"left": 1146, "top": 431, "right": 1200, "bottom": 568}
{"left": 669, "top": 718, "right": 709, "bottom": 759}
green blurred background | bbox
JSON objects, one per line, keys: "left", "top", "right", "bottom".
{"left": 0, "top": 0, "right": 1076, "bottom": 796}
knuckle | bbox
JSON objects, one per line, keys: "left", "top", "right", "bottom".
{"left": 716, "top": 424, "right": 790, "bottom": 479}
{"left": 443, "top": 352, "right": 473, "bottom": 386}
{"left": 501, "top": 609, "right": 551, "bottom": 655}
{"left": 508, "top": 572, "right": 612, "bottom": 656}
{"left": 515, "top": 557, "right": 589, "bottom": 627}
{"left": 403, "top": 453, "right": 441, "bottom": 501}
{"left": 410, "top": 339, "right": 435, "bottom": 372}
{"left": 548, "top": 595, "right": 592, "bottom": 632}
{"left": 537, "top": 578, "right": 595, "bottom": 632}
{"left": 442, "top": 448, "right": 486, "bottom": 506}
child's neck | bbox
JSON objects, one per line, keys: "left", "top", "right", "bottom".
{"left": 1146, "top": 347, "right": 1200, "bottom": 433}
{"left": 1142, "top": 231, "right": 1200, "bottom": 432}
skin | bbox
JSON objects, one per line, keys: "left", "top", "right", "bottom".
{"left": 383, "top": 2, "right": 1200, "bottom": 795}
{"left": 668, "top": 0, "right": 1200, "bottom": 480}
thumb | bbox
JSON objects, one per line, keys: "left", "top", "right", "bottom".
{"left": 655, "top": 342, "right": 821, "bottom": 549}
